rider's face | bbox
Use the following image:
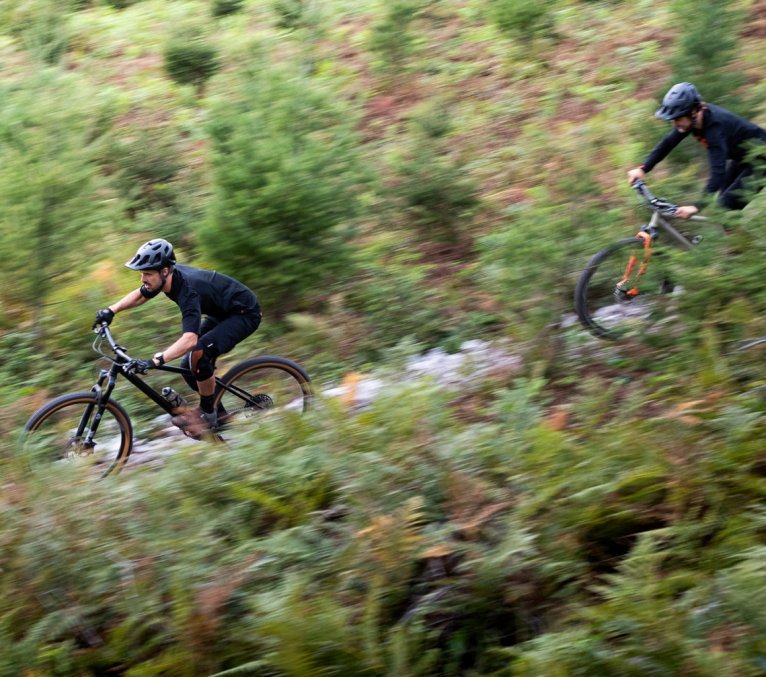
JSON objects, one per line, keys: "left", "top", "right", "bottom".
{"left": 140, "top": 269, "right": 166, "bottom": 293}
{"left": 672, "top": 115, "right": 693, "bottom": 133}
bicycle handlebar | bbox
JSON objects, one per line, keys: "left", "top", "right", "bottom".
{"left": 630, "top": 179, "right": 679, "bottom": 217}
{"left": 93, "top": 322, "right": 132, "bottom": 366}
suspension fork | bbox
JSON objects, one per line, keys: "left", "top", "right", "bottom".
{"left": 617, "top": 228, "right": 655, "bottom": 298}
{"left": 79, "top": 365, "right": 120, "bottom": 445}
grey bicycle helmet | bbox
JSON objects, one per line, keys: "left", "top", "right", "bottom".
{"left": 125, "top": 238, "right": 176, "bottom": 270}
{"left": 655, "top": 82, "right": 701, "bottom": 120}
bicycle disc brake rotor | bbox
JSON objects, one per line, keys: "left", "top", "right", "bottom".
{"left": 66, "top": 437, "right": 96, "bottom": 457}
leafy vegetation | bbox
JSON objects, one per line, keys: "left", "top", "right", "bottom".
{"left": 3, "top": 0, "right": 766, "bottom": 672}
{"left": 164, "top": 33, "right": 220, "bottom": 96}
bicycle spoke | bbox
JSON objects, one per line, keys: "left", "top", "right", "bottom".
{"left": 576, "top": 238, "right": 679, "bottom": 339}
{"left": 215, "top": 360, "right": 311, "bottom": 435}
{"left": 23, "top": 394, "right": 132, "bottom": 476}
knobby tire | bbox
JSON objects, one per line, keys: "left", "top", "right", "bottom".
{"left": 575, "top": 237, "right": 675, "bottom": 340}
{"left": 22, "top": 391, "right": 133, "bottom": 477}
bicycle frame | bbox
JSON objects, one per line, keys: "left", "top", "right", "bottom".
{"left": 83, "top": 324, "right": 259, "bottom": 445}
{"left": 640, "top": 209, "right": 707, "bottom": 250}
{"left": 632, "top": 179, "right": 708, "bottom": 251}
{"left": 613, "top": 180, "right": 713, "bottom": 299}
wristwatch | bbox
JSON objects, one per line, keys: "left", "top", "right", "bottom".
{"left": 153, "top": 352, "right": 165, "bottom": 366}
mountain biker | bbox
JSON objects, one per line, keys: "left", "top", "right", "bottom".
{"left": 92, "top": 238, "right": 261, "bottom": 435}
{"left": 627, "top": 82, "right": 766, "bottom": 218}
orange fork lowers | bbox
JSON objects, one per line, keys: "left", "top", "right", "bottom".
{"left": 616, "top": 230, "right": 653, "bottom": 298}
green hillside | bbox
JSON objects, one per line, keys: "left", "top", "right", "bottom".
{"left": 4, "top": 0, "right": 766, "bottom": 673}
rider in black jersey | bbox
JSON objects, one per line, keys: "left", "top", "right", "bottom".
{"left": 627, "top": 82, "right": 766, "bottom": 217}
{"left": 93, "top": 239, "right": 262, "bottom": 434}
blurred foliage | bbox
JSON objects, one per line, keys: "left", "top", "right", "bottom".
{"left": 367, "top": 0, "right": 426, "bottom": 77}
{"left": 3, "top": 0, "right": 766, "bottom": 672}
{"left": 211, "top": 0, "right": 244, "bottom": 18}
{"left": 99, "top": 124, "right": 205, "bottom": 242}
{"left": 163, "top": 32, "right": 220, "bottom": 96}
{"left": 668, "top": 0, "right": 745, "bottom": 109}
{"left": 389, "top": 104, "right": 481, "bottom": 243}
{"left": 202, "top": 58, "right": 369, "bottom": 313}
{"left": 6, "top": 375, "right": 766, "bottom": 673}
{"left": 272, "top": 0, "right": 316, "bottom": 30}
{"left": 5, "top": 0, "right": 74, "bottom": 64}
{"left": 0, "top": 69, "right": 119, "bottom": 315}
{"left": 488, "top": 0, "right": 560, "bottom": 42}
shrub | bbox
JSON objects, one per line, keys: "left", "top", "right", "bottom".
{"left": 367, "top": 0, "right": 425, "bottom": 75}
{"left": 668, "top": 0, "right": 745, "bottom": 109}
{"left": 105, "top": 127, "right": 184, "bottom": 214}
{"left": 392, "top": 144, "right": 480, "bottom": 242}
{"left": 0, "top": 71, "right": 118, "bottom": 314}
{"left": 489, "top": 0, "right": 558, "bottom": 41}
{"left": 201, "top": 61, "right": 369, "bottom": 314}
{"left": 273, "top": 0, "right": 307, "bottom": 30}
{"left": 211, "top": 0, "right": 244, "bottom": 17}
{"left": 163, "top": 36, "right": 220, "bottom": 96}
{"left": 10, "top": 0, "right": 71, "bottom": 64}
{"left": 104, "top": 0, "right": 141, "bottom": 8}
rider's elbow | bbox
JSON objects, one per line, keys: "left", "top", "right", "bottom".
{"left": 181, "top": 332, "right": 200, "bottom": 350}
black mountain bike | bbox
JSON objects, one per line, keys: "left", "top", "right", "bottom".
{"left": 575, "top": 179, "right": 714, "bottom": 340}
{"left": 21, "top": 323, "right": 312, "bottom": 477}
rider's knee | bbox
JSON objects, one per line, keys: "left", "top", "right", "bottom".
{"left": 189, "top": 342, "right": 219, "bottom": 381}
{"left": 718, "top": 190, "right": 747, "bottom": 211}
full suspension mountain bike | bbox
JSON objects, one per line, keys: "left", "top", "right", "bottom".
{"left": 21, "top": 323, "right": 312, "bottom": 477}
{"left": 574, "top": 179, "right": 714, "bottom": 340}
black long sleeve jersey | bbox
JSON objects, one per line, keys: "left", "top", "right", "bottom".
{"left": 642, "top": 103, "right": 766, "bottom": 196}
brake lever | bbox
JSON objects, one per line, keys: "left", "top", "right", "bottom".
{"left": 650, "top": 198, "right": 678, "bottom": 217}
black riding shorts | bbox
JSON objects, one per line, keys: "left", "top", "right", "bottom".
{"left": 180, "top": 310, "right": 261, "bottom": 389}
{"left": 194, "top": 311, "right": 261, "bottom": 358}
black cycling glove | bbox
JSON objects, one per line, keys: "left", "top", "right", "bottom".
{"left": 93, "top": 307, "right": 115, "bottom": 329}
{"left": 126, "top": 358, "right": 155, "bottom": 375}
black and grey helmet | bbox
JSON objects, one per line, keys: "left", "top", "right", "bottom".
{"left": 655, "top": 82, "right": 701, "bottom": 120}
{"left": 125, "top": 239, "right": 176, "bottom": 271}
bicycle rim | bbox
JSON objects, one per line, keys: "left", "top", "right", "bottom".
{"left": 214, "top": 358, "right": 312, "bottom": 435}
{"left": 22, "top": 392, "right": 133, "bottom": 477}
{"left": 575, "top": 238, "right": 677, "bottom": 340}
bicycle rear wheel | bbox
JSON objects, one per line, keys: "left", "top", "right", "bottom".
{"left": 22, "top": 391, "right": 133, "bottom": 477}
{"left": 214, "top": 356, "right": 312, "bottom": 434}
{"left": 575, "top": 237, "right": 676, "bottom": 340}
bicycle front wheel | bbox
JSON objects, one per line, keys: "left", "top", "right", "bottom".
{"left": 22, "top": 392, "right": 133, "bottom": 477}
{"left": 575, "top": 237, "right": 676, "bottom": 340}
{"left": 214, "top": 356, "right": 312, "bottom": 434}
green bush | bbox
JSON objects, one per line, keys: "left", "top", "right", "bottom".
{"left": 99, "top": 125, "right": 202, "bottom": 242}
{"left": 202, "top": 61, "right": 369, "bottom": 314}
{"left": 211, "top": 0, "right": 244, "bottom": 17}
{"left": 489, "top": 0, "right": 558, "bottom": 41}
{"left": 393, "top": 144, "right": 480, "bottom": 242}
{"left": 105, "top": 127, "right": 183, "bottom": 213}
{"left": 104, "top": 0, "right": 143, "bottom": 8}
{"left": 0, "top": 71, "right": 119, "bottom": 313}
{"left": 163, "top": 36, "right": 220, "bottom": 95}
{"left": 273, "top": 0, "right": 307, "bottom": 29}
{"left": 668, "top": 0, "right": 745, "bottom": 109}
{"left": 367, "top": 0, "right": 424, "bottom": 75}
{"left": 340, "top": 236, "right": 447, "bottom": 360}
{"left": 10, "top": 0, "right": 71, "bottom": 64}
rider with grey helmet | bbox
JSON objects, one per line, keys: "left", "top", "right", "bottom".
{"left": 93, "top": 238, "right": 262, "bottom": 436}
{"left": 627, "top": 82, "right": 766, "bottom": 216}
